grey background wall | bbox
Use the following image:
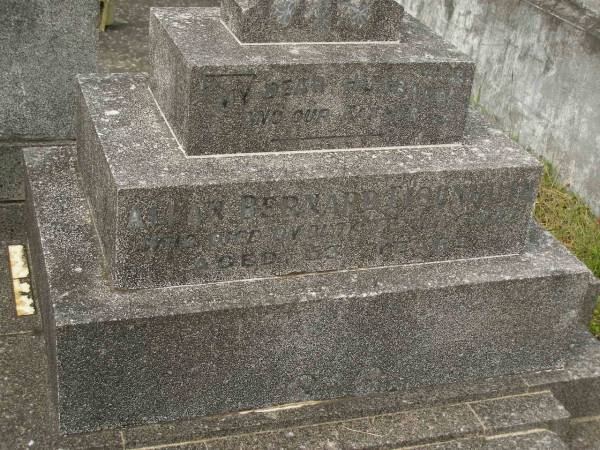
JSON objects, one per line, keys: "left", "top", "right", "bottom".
{"left": 402, "top": 0, "right": 600, "bottom": 216}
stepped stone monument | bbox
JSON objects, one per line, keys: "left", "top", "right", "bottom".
{"left": 24, "top": 1, "right": 599, "bottom": 435}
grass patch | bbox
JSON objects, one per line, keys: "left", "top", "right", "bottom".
{"left": 534, "top": 160, "right": 600, "bottom": 338}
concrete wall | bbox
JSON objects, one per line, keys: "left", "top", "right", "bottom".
{"left": 402, "top": 0, "right": 600, "bottom": 216}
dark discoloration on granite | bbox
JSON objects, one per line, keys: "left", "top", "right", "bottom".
{"left": 25, "top": 145, "right": 596, "bottom": 433}
{"left": 149, "top": 7, "right": 474, "bottom": 155}
{"left": 76, "top": 72, "right": 540, "bottom": 289}
{"left": 568, "top": 418, "right": 600, "bottom": 450}
{"left": 387, "top": 432, "right": 568, "bottom": 449}
{"left": 220, "top": 0, "right": 405, "bottom": 43}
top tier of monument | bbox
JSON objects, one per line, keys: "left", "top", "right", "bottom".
{"left": 150, "top": 4, "right": 473, "bottom": 156}
{"left": 221, "top": 0, "right": 405, "bottom": 42}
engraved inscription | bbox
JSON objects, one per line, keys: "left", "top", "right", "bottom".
{"left": 198, "top": 70, "right": 468, "bottom": 148}
{"left": 124, "top": 180, "right": 531, "bottom": 276}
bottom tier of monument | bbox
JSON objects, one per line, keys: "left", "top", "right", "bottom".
{"left": 25, "top": 146, "right": 599, "bottom": 434}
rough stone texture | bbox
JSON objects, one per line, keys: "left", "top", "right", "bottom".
{"left": 469, "top": 392, "right": 570, "bottom": 434}
{"left": 25, "top": 145, "right": 596, "bottom": 433}
{"left": 0, "top": 265, "right": 594, "bottom": 448}
{"left": 483, "top": 430, "right": 568, "bottom": 450}
{"left": 0, "top": 0, "right": 97, "bottom": 139}
{"left": 130, "top": 394, "right": 568, "bottom": 449}
{"left": 121, "top": 373, "right": 527, "bottom": 448}
{"left": 522, "top": 330, "right": 600, "bottom": 418}
{"left": 76, "top": 72, "right": 540, "bottom": 289}
{"left": 404, "top": 433, "right": 569, "bottom": 450}
{"left": 149, "top": 7, "right": 474, "bottom": 155}
{"left": 567, "top": 418, "right": 600, "bottom": 449}
{"left": 220, "top": 0, "right": 404, "bottom": 43}
{"left": 0, "top": 330, "right": 574, "bottom": 449}
{"left": 193, "top": 432, "right": 570, "bottom": 450}
{"left": 0, "top": 144, "right": 25, "bottom": 201}
{"left": 197, "top": 404, "right": 481, "bottom": 449}
{"left": 403, "top": 0, "right": 600, "bottom": 217}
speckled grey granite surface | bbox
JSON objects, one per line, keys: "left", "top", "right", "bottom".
{"left": 149, "top": 7, "right": 474, "bottom": 155}
{"left": 2, "top": 320, "right": 597, "bottom": 447}
{"left": 0, "top": 0, "right": 97, "bottom": 139}
{"left": 0, "top": 328, "right": 579, "bottom": 449}
{"left": 24, "top": 144, "right": 597, "bottom": 433}
{"left": 220, "top": 0, "right": 404, "bottom": 43}
{"left": 76, "top": 72, "right": 540, "bottom": 289}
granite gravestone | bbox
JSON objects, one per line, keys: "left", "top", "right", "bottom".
{"left": 24, "top": 2, "right": 600, "bottom": 434}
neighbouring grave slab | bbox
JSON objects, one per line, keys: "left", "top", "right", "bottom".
{"left": 149, "top": 7, "right": 474, "bottom": 155}
{"left": 25, "top": 145, "right": 597, "bottom": 433}
{"left": 0, "top": 144, "right": 25, "bottom": 201}
{"left": 0, "top": 0, "right": 97, "bottom": 139}
{"left": 76, "top": 72, "right": 541, "bottom": 289}
{"left": 220, "top": 0, "right": 405, "bottom": 43}
{"left": 0, "top": 334, "right": 129, "bottom": 449}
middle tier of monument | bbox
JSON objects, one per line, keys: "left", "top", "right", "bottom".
{"left": 76, "top": 73, "right": 541, "bottom": 289}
